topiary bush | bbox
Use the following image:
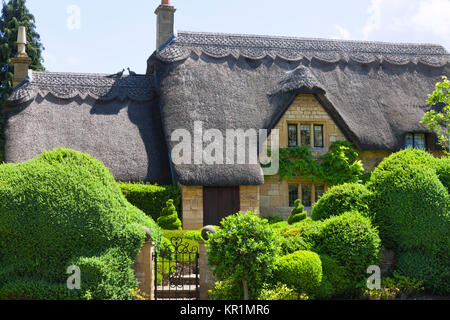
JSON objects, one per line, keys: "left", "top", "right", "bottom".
{"left": 118, "top": 182, "right": 181, "bottom": 221}
{"left": 272, "top": 250, "right": 322, "bottom": 297}
{"left": 318, "top": 212, "right": 381, "bottom": 285}
{"left": 264, "top": 215, "right": 284, "bottom": 225}
{"left": 435, "top": 156, "right": 450, "bottom": 192}
{"left": 0, "top": 148, "right": 161, "bottom": 300}
{"left": 368, "top": 151, "right": 449, "bottom": 253}
{"left": 207, "top": 211, "right": 279, "bottom": 300}
{"left": 311, "top": 183, "right": 373, "bottom": 221}
{"left": 273, "top": 218, "right": 324, "bottom": 255}
{"left": 316, "top": 255, "right": 353, "bottom": 299}
{"left": 288, "top": 199, "right": 307, "bottom": 225}
{"left": 396, "top": 250, "right": 450, "bottom": 295}
{"left": 157, "top": 199, "right": 182, "bottom": 230}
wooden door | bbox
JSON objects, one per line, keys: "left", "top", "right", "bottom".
{"left": 203, "top": 187, "right": 240, "bottom": 226}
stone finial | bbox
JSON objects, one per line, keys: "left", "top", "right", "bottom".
{"left": 155, "top": 0, "right": 176, "bottom": 51}
{"left": 11, "top": 26, "right": 31, "bottom": 88}
{"left": 142, "top": 226, "right": 152, "bottom": 242}
{"left": 201, "top": 225, "right": 217, "bottom": 241}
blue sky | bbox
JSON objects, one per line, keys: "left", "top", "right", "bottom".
{"left": 11, "top": 0, "right": 450, "bottom": 74}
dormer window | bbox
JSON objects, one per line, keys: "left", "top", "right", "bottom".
{"left": 288, "top": 122, "right": 325, "bottom": 148}
{"left": 405, "top": 133, "right": 426, "bottom": 150}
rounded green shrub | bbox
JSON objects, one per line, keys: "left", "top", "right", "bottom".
{"left": 0, "top": 148, "right": 161, "bottom": 300}
{"left": 207, "top": 211, "right": 278, "bottom": 299}
{"left": 264, "top": 215, "right": 284, "bottom": 225}
{"left": 316, "top": 255, "right": 353, "bottom": 299}
{"left": 435, "top": 156, "right": 450, "bottom": 192}
{"left": 397, "top": 250, "right": 450, "bottom": 295}
{"left": 157, "top": 199, "right": 182, "bottom": 230}
{"left": 368, "top": 152, "right": 449, "bottom": 253}
{"left": 311, "top": 183, "right": 373, "bottom": 221}
{"left": 274, "top": 218, "right": 324, "bottom": 255}
{"left": 272, "top": 250, "right": 322, "bottom": 297}
{"left": 318, "top": 212, "right": 381, "bottom": 282}
{"left": 288, "top": 199, "right": 308, "bottom": 225}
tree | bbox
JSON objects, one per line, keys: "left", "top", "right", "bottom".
{"left": 0, "top": 0, "right": 45, "bottom": 160}
{"left": 206, "top": 212, "right": 278, "bottom": 300}
{"left": 421, "top": 76, "right": 450, "bottom": 152}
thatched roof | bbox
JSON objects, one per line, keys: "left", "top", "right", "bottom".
{"left": 4, "top": 71, "right": 172, "bottom": 184}
{"left": 149, "top": 31, "right": 450, "bottom": 186}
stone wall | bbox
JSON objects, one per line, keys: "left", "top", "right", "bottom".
{"left": 182, "top": 186, "right": 204, "bottom": 230}
{"left": 240, "top": 186, "right": 260, "bottom": 214}
{"left": 199, "top": 241, "right": 216, "bottom": 300}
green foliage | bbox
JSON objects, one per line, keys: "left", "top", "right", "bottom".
{"left": 316, "top": 255, "right": 353, "bottom": 299}
{"left": 208, "top": 278, "right": 243, "bottom": 300}
{"left": 118, "top": 182, "right": 181, "bottom": 221}
{"left": 288, "top": 199, "right": 307, "bottom": 224}
{"left": 272, "top": 250, "right": 322, "bottom": 297}
{"left": 0, "top": 148, "right": 161, "bottom": 300}
{"left": 264, "top": 215, "right": 284, "bottom": 224}
{"left": 277, "top": 141, "right": 364, "bottom": 186}
{"left": 0, "top": 0, "right": 45, "bottom": 162}
{"left": 157, "top": 199, "right": 182, "bottom": 230}
{"left": 258, "top": 283, "right": 308, "bottom": 300}
{"left": 396, "top": 250, "right": 449, "bottom": 295}
{"left": 318, "top": 212, "right": 381, "bottom": 284}
{"left": 311, "top": 183, "right": 373, "bottom": 221}
{"left": 421, "top": 76, "right": 450, "bottom": 151}
{"left": 368, "top": 149, "right": 449, "bottom": 253}
{"left": 206, "top": 211, "right": 279, "bottom": 299}
{"left": 435, "top": 156, "right": 450, "bottom": 192}
{"left": 274, "top": 218, "right": 324, "bottom": 255}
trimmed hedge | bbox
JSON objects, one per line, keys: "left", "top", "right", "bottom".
{"left": 0, "top": 148, "right": 161, "bottom": 300}
{"left": 274, "top": 218, "right": 324, "bottom": 255}
{"left": 368, "top": 152, "right": 449, "bottom": 253}
{"left": 318, "top": 212, "right": 381, "bottom": 282}
{"left": 272, "top": 250, "right": 322, "bottom": 297}
{"left": 397, "top": 250, "right": 450, "bottom": 295}
{"left": 311, "top": 183, "right": 373, "bottom": 221}
{"left": 316, "top": 255, "right": 352, "bottom": 299}
{"left": 118, "top": 182, "right": 181, "bottom": 221}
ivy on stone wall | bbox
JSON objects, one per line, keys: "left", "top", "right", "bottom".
{"left": 267, "top": 141, "right": 364, "bottom": 186}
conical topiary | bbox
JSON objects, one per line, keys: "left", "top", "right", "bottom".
{"left": 157, "top": 199, "right": 182, "bottom": 230}
{"left": 288, "top": 199, "right": 307, "bottom": 225}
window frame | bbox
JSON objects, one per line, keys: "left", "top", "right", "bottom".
{"left": 287, "top": 122, "right": 326, "bottom": 148}
{"left": 405, "top": 133, "right": 427, "bottom": 150}
{"left": 313, "top": 124, "right": 324, "bottom": 148}
{"left": 288, "top": 124, "right": 299, "bottom": 148}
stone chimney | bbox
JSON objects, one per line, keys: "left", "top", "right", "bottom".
{"left": 11, "top": 26, "right": 32, "bottom": 87}
{"left": 155, "top": 0, "right": 176, "bottom": 51}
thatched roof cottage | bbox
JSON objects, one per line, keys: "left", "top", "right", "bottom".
{"left": 4, "top": 1, "right": 450, "bottom": 228}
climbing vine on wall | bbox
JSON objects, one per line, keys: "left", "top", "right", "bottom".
{"left": 269, "top": 141, "right": 364, "bottom": 186}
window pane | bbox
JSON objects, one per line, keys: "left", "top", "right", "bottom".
{"left": 301, "top": 125, "right": 311, "bottom": 147}
{"left": 405, "top": 133, "right": 414, "bottom": 148}
{"left": 289, "top": 184, "right": 299, "bottom": 207}
{"left": 288, "top": 124, "right": 298, "bottom": 147}
{"left": 315, "top": 184, "right": 325, "bottom": 203}
{"left": 314, "top": 125, "right": 324, "bottom": 148}
{"left": 302, "top": 184, "right": 312, "bottom": 207}
{"left": 414, "top": 134, "right": 426, "bottom": 150}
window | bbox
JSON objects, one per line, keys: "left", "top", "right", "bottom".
{"left": 315, "top": 184, "right": 325, "bottom": 202}
{"left": 289, "top": 184, "right": 299, "bottom": 207}
{"left": 301, "top": 184, "right": 312, "bottom": 207}
{"left": 288, "top": 124, "right": 298, "bottom": 147}
{"left": 301, "top": 125, "right": 311, "bottom": 147}
{"left": 405, "top": 133, "right": 426, "bottom": 150}
{"left": 314, "top": 125, "right": 324, "bottom": 148}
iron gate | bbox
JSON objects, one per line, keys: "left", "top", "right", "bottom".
{"left": 153, "top": 237, "right": 200, "bottom": 300}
